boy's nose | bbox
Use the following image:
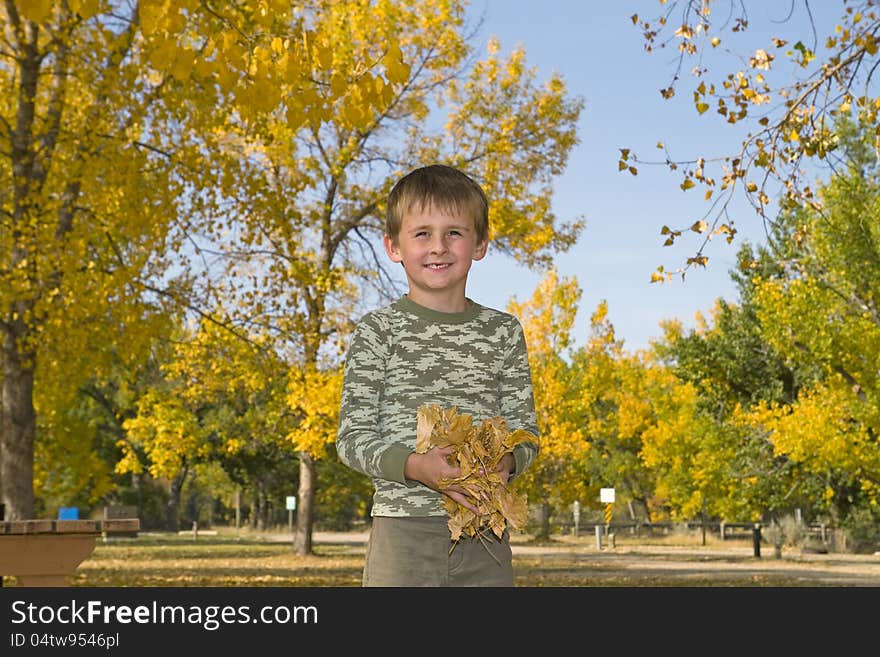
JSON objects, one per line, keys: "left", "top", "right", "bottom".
{"left": 429, "top": 236, "right": 448, "bottom": 253}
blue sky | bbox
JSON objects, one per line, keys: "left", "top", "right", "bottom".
{"left": 456, "top": 0, "right": 843, "bottom": 352}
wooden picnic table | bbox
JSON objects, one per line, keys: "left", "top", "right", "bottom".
{"left": 0, "top": 518, "right": 140, "bottom": 586}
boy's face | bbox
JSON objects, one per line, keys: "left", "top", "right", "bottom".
{"left": 384, "top": 203, "right": 488, "bottom": 312}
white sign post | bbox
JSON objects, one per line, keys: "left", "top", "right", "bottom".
{"left": 600, "top": 488, "right": 615, "bottom": 537}
{"left": 286, "top": 496, "right": 297, "bottom": 533}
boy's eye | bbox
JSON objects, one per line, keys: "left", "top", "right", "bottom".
{"left": 449, "top": 230, "right": 462, "bottom": 236}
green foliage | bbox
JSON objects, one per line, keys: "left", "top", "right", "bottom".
{"left": 745, "top": 119, "right": 880, "bottom": 519}
{"left": 842, "top": 506, "right": 880, "bottom": 554}
{"left": 314, "top": 447, "right": 373, "bottom": 531}
{"left": 666, "top": 297, "right": 802, "bottom": 410}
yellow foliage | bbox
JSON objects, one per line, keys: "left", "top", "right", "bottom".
{"left": 122, "top": 391, "right": 208, "bottom": 480}
{"left": 415, "top": 405, "right": 537, "bottom": 542}
{"left": 508, "top": 268, "right": 581, "bottom": 359}
{"left": 18, "top": 0, "right": 54, "bottom": 23}
{"left": 383, "top": 43, "right": 411, "bottom": 86}
{"left": 0, "top": 0, "right": 586, "bottom": 521}
{"left": 286, "top": 367, "right": 343, "bottom": 455}
{"left": 746, "top": 383, "right": 880, "bottom": 482}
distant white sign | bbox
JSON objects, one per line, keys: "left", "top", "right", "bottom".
{"left": 600, "top": 488, "right": 615, "bottom": 504}
{"left": 286, "top": 496, "right": 297, "bottom": 510}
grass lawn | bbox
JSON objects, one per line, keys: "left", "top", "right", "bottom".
{"left": 5, "top": 526, "right": 878, "bottom": 587}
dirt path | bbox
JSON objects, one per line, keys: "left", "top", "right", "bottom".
{"left": 307, "top": 530, "right": 880, "bottom": 586}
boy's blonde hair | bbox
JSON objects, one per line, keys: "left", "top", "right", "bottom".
{"left": 385, "top": 164, "right": 489, "bottom": 243}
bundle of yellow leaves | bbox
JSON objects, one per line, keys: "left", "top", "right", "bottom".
{"left": 415, "top": 404, "right": 538, "bottom": 543}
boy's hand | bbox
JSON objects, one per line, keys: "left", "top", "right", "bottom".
{"left": 405, "top": 446, "right": 480, "bottom": 515}
{"left": 479, "top": 452, "right": 516, "bottom": 483}
{"left": 497, "top": 452, "right": 516, "bottom": 483}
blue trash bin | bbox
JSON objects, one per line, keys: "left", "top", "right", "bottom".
{"left": 57, "top": 507, "right": 79, "bottom": 520}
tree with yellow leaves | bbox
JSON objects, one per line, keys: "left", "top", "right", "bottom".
{"left": 653, "top": 293, "right": 814, "bottom": 522}
{"left": 2, "top": 1, "right": 583, "bottom": 545}
{"left": 639, "top": 345, "right": 754, "bottom": 523}
{"left": 510, "top": 270, "right": 705, "bottom": 530}
{"left": 566, "top": 303, "right": 676, "bottom": 525}
{"left": 119, "top": 318, "right": 294, "bottom": 530}
{"left": 0, "top": 0, "right": 435, "bottom": 521}
{"left": 624, "top": 1, "right": 880, "bottom": 279}
{"left": 1, "top": 0, "right": 193, "bottom": 520}
{"left": 188, "top": 1, "right": 584, "bottom": 553}
{"left": 506, "top": 269, "right": 586, "bottom": 538}
{"left": 649, "top": 118, "right": 880, "bottom": 531}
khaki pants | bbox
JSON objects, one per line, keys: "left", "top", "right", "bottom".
{"left": 363, "top": 516, "right": 514, "bottom": 587}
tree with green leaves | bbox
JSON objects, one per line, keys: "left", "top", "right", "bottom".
{"left": 745, "top": 118, "right": 880, "bottom": 526}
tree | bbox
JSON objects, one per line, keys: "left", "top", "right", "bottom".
{"left": 0, "top": 0, "right": 394, "bottom": 520}
{"left": 567, "top": 306, "right": 675, "bottom": 524}
{"left": 624, "top": 0, "right": 880, "bottom": 279}
{"left": 650, "top": 306, "right": 810, "bottom": 523}
{"left": 191, "top": 0, "right": 585, "bottom": 553}
{"left": 1, "top": 0, "right": 185, "bottom": 519}
{"left": 660, "top": 297, "right": 801, "bottom": 411}
{"left": 650, "top": 117, "right": 880, "bottom": 526}
{"left": 507, "top": 269, "right": 584, "bottom": 539}
{"left": 34, "top": 343, "right": 164, "bottom": 519}
{"left": 120, "top": 318, "right": 292, "bottom": 530}
{"left": 745, "top": 120, "right": 880, "bottom": 523}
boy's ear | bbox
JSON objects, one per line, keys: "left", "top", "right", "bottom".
{"left": 472, "top": 238, "right": 489, "bottom": 261}
{"left": 383, "top": 234, "right": 403, "bottom": 264}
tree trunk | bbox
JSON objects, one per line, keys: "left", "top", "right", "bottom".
{"left": 641, "top": 498, "right": 653, "bottom": 524}
{"left": 0, "top": 327, "right": 36, "bottom": 520}
{"left": 133, "top": 471, "right": 144, "bottom": 524}
{"left": 3, "top": 2, "right": 43, "bottom": 523}
{"left": 256, "top": 490, "right": 266, "bottom": 531}
{"left": 292, "top": 451, "right": 315, "bottom": 555}
{"left": 533, "top": 501, "right": 551, "bottom": 541}
{"left": 165, "top": 469, "right": 187, "bottom": 532}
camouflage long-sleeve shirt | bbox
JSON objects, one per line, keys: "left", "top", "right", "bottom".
{"left": 336, "top": 295, "right": 540, "bottom": 517}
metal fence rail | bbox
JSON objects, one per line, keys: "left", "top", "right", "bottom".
{"left": 551, "top": 519, "right": 836, "bottom": 543}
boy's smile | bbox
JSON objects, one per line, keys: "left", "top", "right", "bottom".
{"left": 384, "top": 204, "right": 488, "bottom": 313}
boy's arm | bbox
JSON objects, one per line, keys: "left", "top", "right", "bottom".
{"left": 500, "top": 318, "right": 540, "bottom": 480}
{"left": 336, "top": 315, "right": 412, "bottom": 485}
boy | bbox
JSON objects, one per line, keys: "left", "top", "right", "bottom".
{"left": 336, "top": 164, "right": 540, "bottom": 586}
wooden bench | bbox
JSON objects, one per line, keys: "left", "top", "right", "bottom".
{"left": 0, "top": 518, "right": 140, "bottom": 586}
{"left": 103, "top": 505, "right": 140, "bottom": 538}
